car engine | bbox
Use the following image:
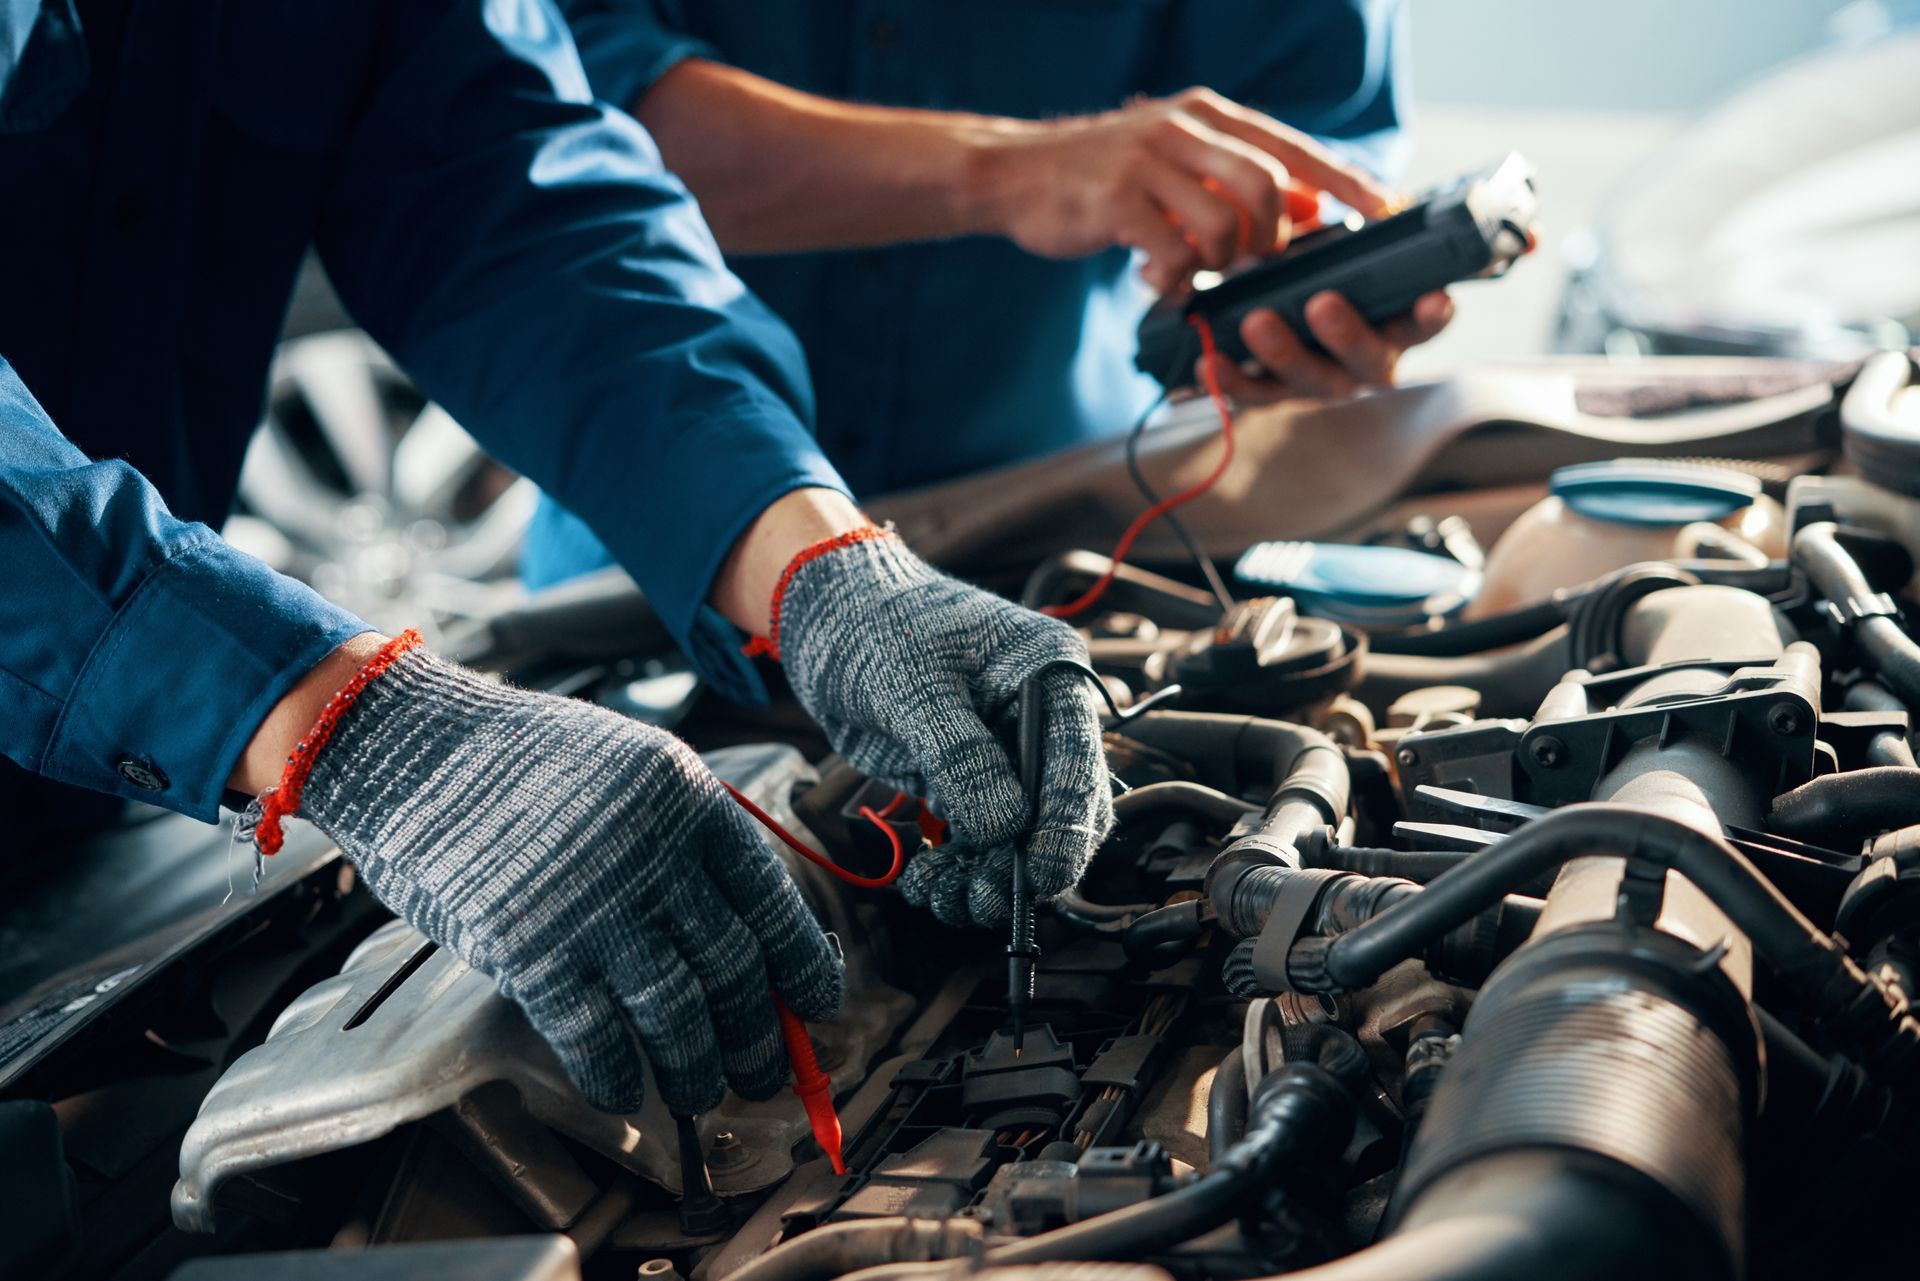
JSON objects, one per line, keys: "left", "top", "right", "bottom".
{"left": 7, "top": 355, "right": 1920, "bottom": 1281}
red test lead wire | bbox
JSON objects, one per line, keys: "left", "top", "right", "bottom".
{"left": 724, "top": 784, "right": 910, "bottom": 1176}
{"left": 720, "top": 781, "right": 905, "bottom": 890}
{"left": 1042, "top": 312, "right": 1238, "bottom": 620}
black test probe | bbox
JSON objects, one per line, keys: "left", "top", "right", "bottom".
{"left": 1007, "top": 665, "right": 1182, "bottom": 1055}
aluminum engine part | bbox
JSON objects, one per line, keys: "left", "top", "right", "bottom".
{"left": 173, "top": 744, "right": 912, "bottom": 1232}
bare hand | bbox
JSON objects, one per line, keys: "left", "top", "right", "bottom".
{"left": 981, "top": 87, "right": 1393, "bottom": 294}
{"left": 1203, "top": 290, "right": 1456, "bottom": 406}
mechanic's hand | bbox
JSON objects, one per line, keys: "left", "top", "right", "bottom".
{"left": 259, "top": 644, "right": 843, "bottom": 1116}
{"left": 1203, "top": 290, "right": 1455, "bottom": 406}
{"left": 772, "top": 531, "right": 1114, "bottom": 929}
{"left": 983, "top": 86, "right": 1393, "bottom": 293}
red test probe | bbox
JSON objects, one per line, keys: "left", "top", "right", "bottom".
{"left": 726, "top": 786, "right": 910, "bottom": 1175}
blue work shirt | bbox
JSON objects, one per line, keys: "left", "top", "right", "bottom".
{"left": 0, "top": 0, "right": 846, "bottom": 832}
{"left": 522, "top": 0, "right": 1409, "bottom": 589}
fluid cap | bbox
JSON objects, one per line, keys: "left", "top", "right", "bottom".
{"left": 1550, "top": 459, "right": 1760, "bottom": 527}
{"left": 1234, "top": 542, "right": 1480, "bottom": 628}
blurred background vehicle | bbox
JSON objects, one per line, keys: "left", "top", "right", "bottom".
{"left": 1406, "top": 0, "right": 1920, "bottom": 367}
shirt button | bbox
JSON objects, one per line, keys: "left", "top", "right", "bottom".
{"left": 115, "top": 753, "right": 169, "bottom": 792}
{"left": 868, "top": 18, "right": 901, "bottom": 49}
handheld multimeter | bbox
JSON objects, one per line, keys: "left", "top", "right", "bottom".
{"left": 1135, "top": 152, "right": 1538, "bottom": 389}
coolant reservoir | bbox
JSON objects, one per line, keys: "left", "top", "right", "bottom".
{"left": 1471, "top": 459, "right": 1786, "bottom": 617}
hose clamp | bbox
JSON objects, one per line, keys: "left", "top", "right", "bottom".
{"left": 1820, "top": 590, "right": 1903, "bottom": 631}
{"left": 1250, "top": 869, "right": 1343, "bottom": 992}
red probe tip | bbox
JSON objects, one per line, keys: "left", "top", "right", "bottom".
{"left": 774, "top": 996, "right": 846, "bottom": 1175}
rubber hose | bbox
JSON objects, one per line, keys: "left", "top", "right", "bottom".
{"left": 1206, "top": 1047, "right": 1248, "bottom": 1165}
{"left": 1359, "top": 628, "right": 1572, "bottom": 720}
{"left": 1111, "top": 781, "right": 1259, "bottom": 826}
{"left": 1863, "top": 615, "right": 1920, "bottom": 711}
{"left": 1769, "top": 767, "right": 1920, "bottom": 848}
{"left": 1303, "top": 805, "right": 1825, "bottom": 992}
{"left": 1308, "top": 847, "right": 1469, "bottom": 883}
{"left": 1120, "top": 901, "right": 1206, "bottom": 962}
{"left": 1054, "top": 888, "right": 1155, "bottom": 929}
{"left": 789, "top": 1054, "right": 1357, "bottom": 1281}
{"left": 1795, "top": 523, "right": 1920, "bottom": 708}
{"left": 1841, "top": 681, "right": 1918, "bottom": 766}
{"left": 974, "top": 1056, "right": 1355, "bottom": 1270}
{"left": 1369, "top": 598, "right": 1566, "bottom": 657}
{"left": 1283, "top": 805, "right": 1920, "bottom": 1084}
{"left": 1867, "top": 733, "right": 1918, "bottom": 769}
{"left": 1846, "top": 681, "right": 1910, "bottom": 715}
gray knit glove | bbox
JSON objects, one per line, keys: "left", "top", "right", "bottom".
{"left": 262, "top": 646, "right": 844, "bottom": 1115}
{"left": 774, "top": 531, "right": 1114, "bottom": 928}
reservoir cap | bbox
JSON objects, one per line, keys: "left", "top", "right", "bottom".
{"left": 1234, "top": 541, "right": 1480, "bottom": 627}
{"left": 1551, "top": 459, "right": 1759, "bottom": 527}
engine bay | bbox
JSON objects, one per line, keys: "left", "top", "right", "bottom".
{"left": 8, "top": 354, "right": 1920, "bottom": 1281}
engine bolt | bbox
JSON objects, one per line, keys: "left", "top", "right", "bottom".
{"left": 708, "top": 1130, "right": 749, "bottom": 1171}
{"left": 1768, "top": 703, "right": 1803, "bottom": 737}
{"left": 1530, "top": 736, "right": 1567, "bottom": 769}
{"left": 1396, "top": 747, "right": 1420, "bottom": 768}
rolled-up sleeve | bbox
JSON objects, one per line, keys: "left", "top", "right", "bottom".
{"left": 0, "top": 360, "right": 370, "bottom": 821}
{"left": 557, "top": 0, "right": 715, "bottom": 115}
{"left": 316, "top": 0, "right": 845, "bottom": 702}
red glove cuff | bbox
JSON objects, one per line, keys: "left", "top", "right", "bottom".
{"left": 251, "top": 628, "right": 424, "bottom": 856}
{"left": 741, "top": 525, "right": 893, "bottom": 661}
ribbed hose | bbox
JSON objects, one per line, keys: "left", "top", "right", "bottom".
{"left": 1394, "top": 964, "right": 1746, "bottom": 1265}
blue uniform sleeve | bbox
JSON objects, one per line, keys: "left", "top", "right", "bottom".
{"left": 316, "top": 0, "right": 847, "bottom": 703}
{"left": 1153, "top": 0, "right": 1411, "bottom": 181}
{"left": 556, "top": 0, "right": 715, "bottom": 114}
{"left": 0, "top": 360, "right": 371, "bottom": 821}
